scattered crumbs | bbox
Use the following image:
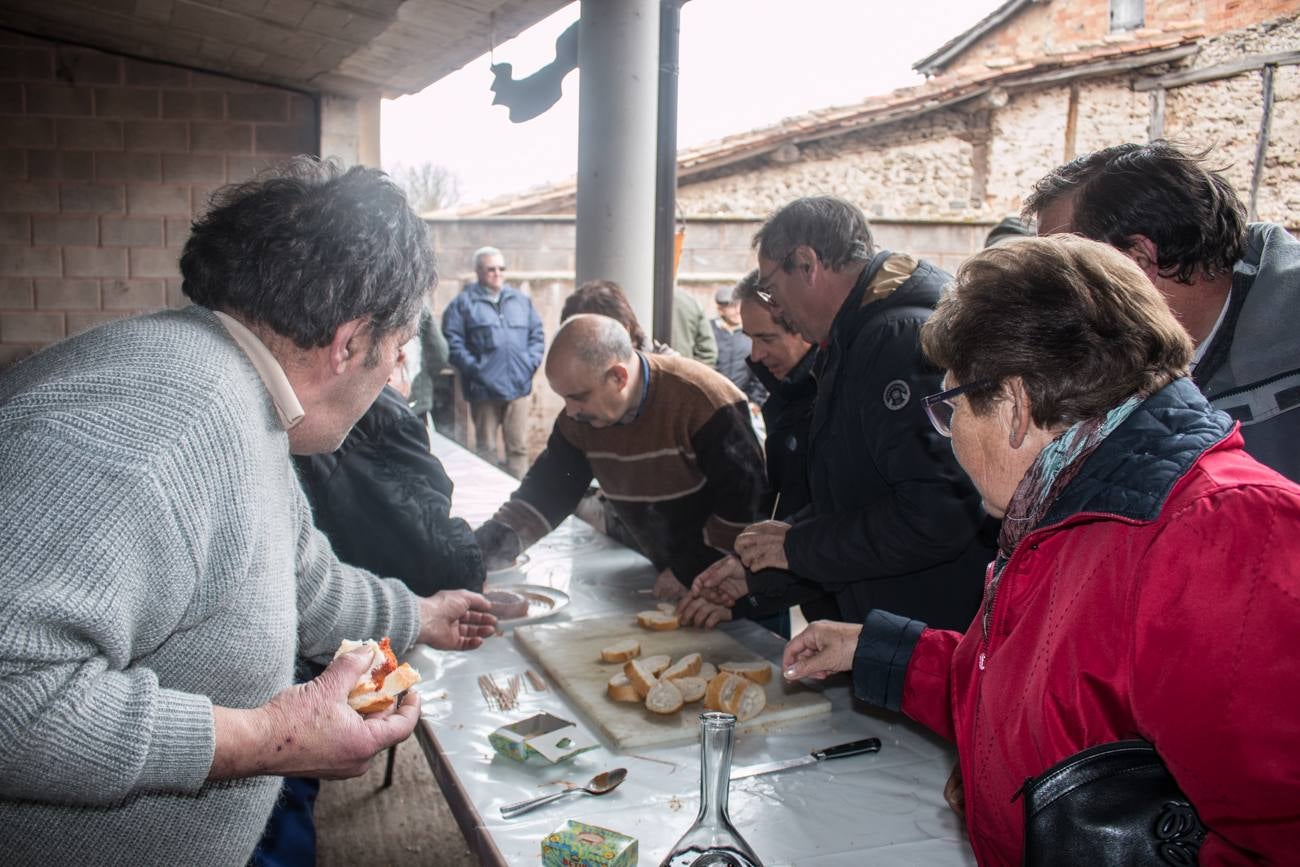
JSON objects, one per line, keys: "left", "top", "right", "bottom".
{"left": 667, "top": 795, "right": 683, "bottom": 812}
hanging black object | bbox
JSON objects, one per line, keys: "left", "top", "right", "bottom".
{"left": 489, "top": 21, "right": 579, "bottom": 123}
{"left": 1017, "top": 739, "right": 1206, "bottom": 866}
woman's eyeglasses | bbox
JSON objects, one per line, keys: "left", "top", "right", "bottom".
{"left": 923, "top": 379, "right": 994, "bottom": 437}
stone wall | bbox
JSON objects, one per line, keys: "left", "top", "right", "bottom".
{"left": 0, "top": 31, "right": 319, "bottom": 367}
{"left": 938, "top": 0, "right": 1298, "bottom": 78}
{"left": 675, "top": 25, "right": 1299, "bottom": 229}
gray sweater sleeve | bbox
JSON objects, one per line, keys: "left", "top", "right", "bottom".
{"left": 0, "top": 464, "right": 215, "bottom": 806}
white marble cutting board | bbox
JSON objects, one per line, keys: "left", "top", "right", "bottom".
{"left": 514, "top": 614, "right": 831, "bottom": 751}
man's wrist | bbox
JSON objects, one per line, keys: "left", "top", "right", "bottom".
{"left": 209, "top": 705, "right": 272, "bottom": 781}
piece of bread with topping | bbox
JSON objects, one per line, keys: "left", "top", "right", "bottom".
{"left": 335, "top": 638, "right": 420, "bottom": 714}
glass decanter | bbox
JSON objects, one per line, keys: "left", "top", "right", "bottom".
{"left": 660, "top": 712, "right": 764, "bottom": 867}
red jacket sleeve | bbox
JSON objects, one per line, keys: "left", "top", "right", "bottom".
{"left": 899, "top": 626, "right": 963, "bottom": 743}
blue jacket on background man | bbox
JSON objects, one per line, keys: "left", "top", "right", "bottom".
{"left": 442, "top": 282, "right": 545, "bottom": 403}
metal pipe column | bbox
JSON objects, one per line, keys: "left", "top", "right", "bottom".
{"left": 576, "top": 0, "right": 661, "bottom": 331}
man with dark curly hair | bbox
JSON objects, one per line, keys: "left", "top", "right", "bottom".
{"left": 1024, "top": 140, "right": 1300, "bottom": 482}
{"left": 0, "top": 158, "right": 495, "bottom": 865}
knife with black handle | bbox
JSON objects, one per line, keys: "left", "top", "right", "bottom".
{"left": 731, "top": 737, "right": 882, "bottom": 780}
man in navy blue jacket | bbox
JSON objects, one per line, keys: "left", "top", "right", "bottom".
{"left": 443, "top": 246, "right": 545, "bottom": 477}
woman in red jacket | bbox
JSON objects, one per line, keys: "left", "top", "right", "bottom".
{"left": 782, "top": 236, "right": 1300, "bottom": 865}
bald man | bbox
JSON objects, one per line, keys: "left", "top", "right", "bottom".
{"left": 475, "top": 314, "right": 766, "bottom": 601}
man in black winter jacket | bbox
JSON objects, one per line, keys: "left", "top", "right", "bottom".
{"left": 294, "top": 384, "right": 485, "bottom": 595}
{"left": 689, "top": 197, "right": 993, "bottom": 630}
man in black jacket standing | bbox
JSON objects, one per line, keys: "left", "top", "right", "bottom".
{"left": 691, "top": 197, "right": 992, "bottom": 630}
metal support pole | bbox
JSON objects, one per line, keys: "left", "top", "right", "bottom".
{"left": 1248, "top": 64, "right": 1276, "bottom": 222}
{"left": 652, "top": 0, "right": 682, "bottom": 346}
{"left": 576, "top": 0, "right": 661, "bottom": 331}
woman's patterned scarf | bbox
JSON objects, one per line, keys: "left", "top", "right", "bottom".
{"left": 981, "top": 394, "right": 1145, "bottom": 639}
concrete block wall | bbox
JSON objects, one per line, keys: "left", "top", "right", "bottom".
{"left": 0, "top": 30, "right": 317, "bottom": 368}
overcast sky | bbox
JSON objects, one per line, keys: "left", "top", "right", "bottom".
{"left": 381, "top": 0, "right": 1005, "bottom": 208}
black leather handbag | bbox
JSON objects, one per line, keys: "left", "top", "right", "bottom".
{"left": 1018, "top": 739, "right": 1206, "bottom": 866}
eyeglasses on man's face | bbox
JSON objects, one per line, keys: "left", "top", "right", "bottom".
{"left": 923, "top": 379, "right": 995, "bottom": 437}
{"left": 481, "top": 265, "right": 506, "bottom": 273}
{"left": 755, "top": 251, "right": 794, "bottom": 304}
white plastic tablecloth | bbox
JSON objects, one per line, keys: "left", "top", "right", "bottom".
{"left": 410, "top": 431, "right": 977, "bottom": 867}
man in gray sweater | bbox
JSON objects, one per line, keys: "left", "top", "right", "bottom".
{"left": 0, "top": 159, "right": 495, "bottom": 865}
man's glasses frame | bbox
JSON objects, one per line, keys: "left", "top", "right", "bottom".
{"left": 755, "top": 251, "right": 794, "bottom": 304}
{"left": 922, "top": 379, "right": 995, "bottom": 437}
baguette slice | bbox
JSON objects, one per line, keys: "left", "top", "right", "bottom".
{"left": 645, "top": 679, "right": 685, "bottom": 714}
{"left": 656, "top": 602, "right": 677, "bottom": 615}
{"left": 719, "top": 676, "right": 767, "bottom": 722}
{"left": 674, "top": 676, "right": 707, "bottom": 704}
{"left": 704, "top": 672, "right": 745, "bottom": 711}
{"left": 623, "top": 658, "right": 658, "bottom": 698}
{"left": 607, "top": 672, "right": 641, "bottom": 702}
{"left": 661, "top": 652, "right": 702, "bottom": 681}
{"left": 636, "top": 610, "right": 680, "bottom": 631}
{"left": 720, "top": 660, "right": 773, "bottom": 685}
{"left": 600, "top": 638, "right": 642, "bottom": 664}
{"left": 698, "top": 662, "right": 719, "bottom": 682}
{"left": 643, "top": 654, "right": 672, "bottom": 676}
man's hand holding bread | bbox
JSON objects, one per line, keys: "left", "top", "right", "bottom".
{"left": 208, "top": 589, "right": 496, "bottom": 784}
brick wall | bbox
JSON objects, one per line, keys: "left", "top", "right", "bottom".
{"left": 0, "top": 30, "right": 317, "bottom": 368}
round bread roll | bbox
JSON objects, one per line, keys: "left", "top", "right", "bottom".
{"left": 674, "top": 676, "right": 707, "bottom": 703}
{"left": 636, "top": 610, "right": 680, "bottom": 631}
{"left": 623, "top": 658, "right": 658, "bottom": 698}
{"left": 643, "top": 654, "right": 672, "bottom": 676}
{"left": 661, "top": 652, "right": 702, "bottom": 681}
{"left": 600, "top": 638, "right": 641, "bottom": 663}
{"left": 607, "top": 672, "right": 640, "bottom": 702}
{"left": 720, "top": 660, "right": 773, "bottom": 685}
{"left": 645, "top": 679, "right": 684, "bottom": 714}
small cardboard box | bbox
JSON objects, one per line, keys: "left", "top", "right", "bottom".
{"left": 488, "top": 712, "right": 598, "bottom": 764}
{"left": 542, "top": 820, "right": 638, "bottom": 867}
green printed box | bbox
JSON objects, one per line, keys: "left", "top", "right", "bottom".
{"left": 542, "top": 820, "right": 638, "bottom": 867}
{"left": 489, "top": 712, "right": 598, "bottom": 764}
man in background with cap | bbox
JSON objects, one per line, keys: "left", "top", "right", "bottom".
{"left": 711, "top": 283, "right": 767, "bottom": 405}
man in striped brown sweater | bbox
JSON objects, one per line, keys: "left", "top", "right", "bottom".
{"left": 476, "top": 314, "right": 766, "bottom": 600}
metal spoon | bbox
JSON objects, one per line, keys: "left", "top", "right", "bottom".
{"left": 498, "top": 768, "right": 628, "bottom": 819}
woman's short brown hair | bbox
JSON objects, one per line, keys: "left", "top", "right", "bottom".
{"left": 562, "top": 280, "right": 647, "bottom": 351}
{"left": 920, "top": 235, "right": 1192, "bottom": 428}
